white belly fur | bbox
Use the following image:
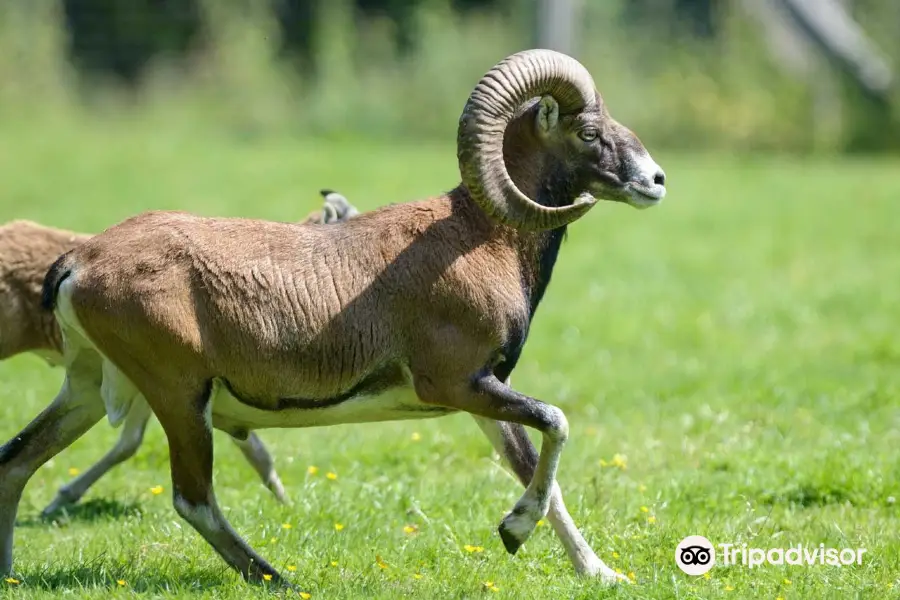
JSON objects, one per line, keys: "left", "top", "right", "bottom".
{"left": 209, "top": 378, "right": 452, "bottom": 431}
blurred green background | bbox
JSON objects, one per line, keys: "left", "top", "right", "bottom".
{"left": 1, "top": 0, "right": 898, "bottom": 154}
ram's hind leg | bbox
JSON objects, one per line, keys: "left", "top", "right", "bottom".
{"left": 473, "top": 416, "right": 624, "bottom": 584}
{"left": 42, "top": 398, "right": 153, "bottom": 517}
{"left": 229, "top": 433, "right": 287, "bottom": 503}
{"left": 143, "top": 380, "right": 285, "bottom": 586}
{"left": 0, "top": 352, "right": 106, "bottom": 574}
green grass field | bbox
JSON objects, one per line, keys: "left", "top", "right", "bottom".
{"left": 1, "top": 116, "right": 899, "bottom": 599}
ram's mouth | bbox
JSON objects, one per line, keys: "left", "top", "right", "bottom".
{"left": 625, "top": 182, "right": 666, "bottom": 209}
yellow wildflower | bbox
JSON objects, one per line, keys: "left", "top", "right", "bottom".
{"left": 287, "top": 565, "right": 297, "bottom": 572}
{"left": 482, "top": 581, "right": 500, "bottom": 592}
{"left": 639, "top": 506, "right": 649, "bottom": 513}
{"left": 610, "top": 454, "right": 627, "bottom": 469}
{"left": 375, "top": 555, "right": 389, "bottom": 569}
{"left": 263, "top": 574, "right": 272, "bottom": 582}
{"left": 150, "top": 485, "right": 164, "bottom": 495}
{"left": 463, "top": 544, "right": 484, "bottom": 553}
{"left": 403, "top": 524, "right": 418, "bottom": 534}
{"left": 68, "top": 467, "right": 80, "bottom": 476}
{"left": 413, "top": 573, "right": 423, "bottom": 580}
{"left": 536, "top": 519, "right": 545, "bottom": 527}
{"left": 628, "top": 572, "right": 636, "bottom": 583}
{"left": 5, "top": 578, "right": 20, "bottom": 584}
{"left": 725, "top": 585, "right": 735, "bottom": 591}
{"left": 703, "top": 572, "right": 710, "bottom": 580}
{"left": 599, "top": 454, "right": 627, "bottom": 469}
{"left": 330, "top": 561, "right": 339, "bottom": 567}
{"left": 307, "top": 466, "right": 319, "bottom": 475}
{"left": 648, "top": 515, "right": 657, "bottom": 524}
{"left": 411, "top": 432, "right": 421, "bottom": 442}
{"left": 300, "top": 593, "right": 311, "bottom": 600}
{"left": 334, "top": 523, "right": 344, "bottom": 531}
{"left": 282, "top": 523, "right": 292, "bottom": 529}
{"left": 612, "top": 551, "right": 620, "bottom": 559}
{"left": 116, "top": 579, "right": 126, "bottom": 586}
{"left": 783, "top": 579, "right": 792, "bottom": 585}
{"left": 326, "top": 472, "right": 338, "bottom": 480}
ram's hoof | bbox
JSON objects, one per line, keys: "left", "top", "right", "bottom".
{"left": 498, "top": 521, "right": 524, "bottom": 555}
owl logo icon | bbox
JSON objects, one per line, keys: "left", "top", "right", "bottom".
{"left": 675, "top": 536, "right": 716, "bottom": 575}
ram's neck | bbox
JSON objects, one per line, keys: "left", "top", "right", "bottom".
{"left": 470, "top": 182, "right": 571, "bottom": 382}
{"left": 514, "top": 186, "right": 570, "bottom": 323}
{"left": 443, "top": 183, "right": 575, "bottom": 381}
{"left": 503, "top": 150, "right": 575, "bottom": 321}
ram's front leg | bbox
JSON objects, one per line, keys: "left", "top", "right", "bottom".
{"left": 472, "top": 415, "right": 625, "bottom": 584}
{"left": 418, "top": 373, "right": 567, "bottom": 553}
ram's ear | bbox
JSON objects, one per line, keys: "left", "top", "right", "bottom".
{"left": 535, "top": 95, "right": 560, "bottom": 138}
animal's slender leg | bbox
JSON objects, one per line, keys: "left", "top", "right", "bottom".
{"left": 419, "top": 373, "right": 567, "bottom": 554}
{"left": 0, "top": 353, "right": 105, "bottom": 575}
{"left": 472, "top": 415, "right": 624, "bottom": 583}
{"left": 147, "top": 381, "right": 286, "bottom": 586}
{"left": 41, "top": 398, "right": 152, "bottom": 517}
{"left": 229, "top": 433, "right": 287, "bottom": 503}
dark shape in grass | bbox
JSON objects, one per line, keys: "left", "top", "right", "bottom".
{"left": 20, "top": 498, "right": 144, "bottom": 527}
{"left": 762, "top": 484, "right": 853, "bottom": 508}
{"left": 709, "top": 461, "right": 732, "bottom": 472}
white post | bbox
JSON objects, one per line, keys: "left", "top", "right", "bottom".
{"left": 535, "top": 0, "right": 580, "bottom": 56}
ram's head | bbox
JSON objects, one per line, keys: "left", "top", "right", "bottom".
{"left": 458, "top": 49, "right": 666, "bottom": 231}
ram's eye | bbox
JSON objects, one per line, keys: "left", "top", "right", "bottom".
{"left": 578, "top": 129, "right": 598, "bottom": 142}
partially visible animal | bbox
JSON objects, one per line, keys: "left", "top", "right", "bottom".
{"left": 1, "top": 49, "right": 666, "bottom": 588}
{"left": 0, "top": 190, "right": 359, "bottom": 516}
{"left": 308, "top": 190, "right": 360, "bottom": 224}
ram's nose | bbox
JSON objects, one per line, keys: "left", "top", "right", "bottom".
{"left": 632, "top": 153, "right": 666, "bottom": 200}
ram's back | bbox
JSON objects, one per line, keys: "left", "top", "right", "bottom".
{"left": 63, "top": 194, "right": 524, "bottom": 403}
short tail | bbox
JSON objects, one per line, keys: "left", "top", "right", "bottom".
{"left": 41, "top": 251, "right": 74, "bottom": 311}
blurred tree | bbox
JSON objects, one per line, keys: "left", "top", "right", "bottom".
{"left": 450, "top": 0, "right": 508, "bottom": 12}
{"left": 273, "top": 0, "right": 421, "bottom": 79}
{"left": 272, "top": 0, "right": 512, "bottom": 75}
{"left": 622, "top": 0, "right": 718, "bottom": 39}
{"left": 674, "top": 0, "right": 716, "bottom": 38}
{"left": 355, "top": 0, "right": 421, "bottom": 56}
{"left": 60, "top": 0, "right": 517, "bottom": 86}
{"left": 272, "top": 0, "right": 319, "bottom": 79}
{"left": 61, "top": 0, "right": 206, "bottom": 88}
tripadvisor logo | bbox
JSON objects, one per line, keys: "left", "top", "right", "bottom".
{"left": 675, "top": 536, "right": 868, "bottom": 575}
{"left": 675, "top": 535, "right": 715, "bottom": 575}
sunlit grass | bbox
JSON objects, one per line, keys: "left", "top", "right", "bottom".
{"left": 1, "top": 114, "right": 899, "bottom": 598}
